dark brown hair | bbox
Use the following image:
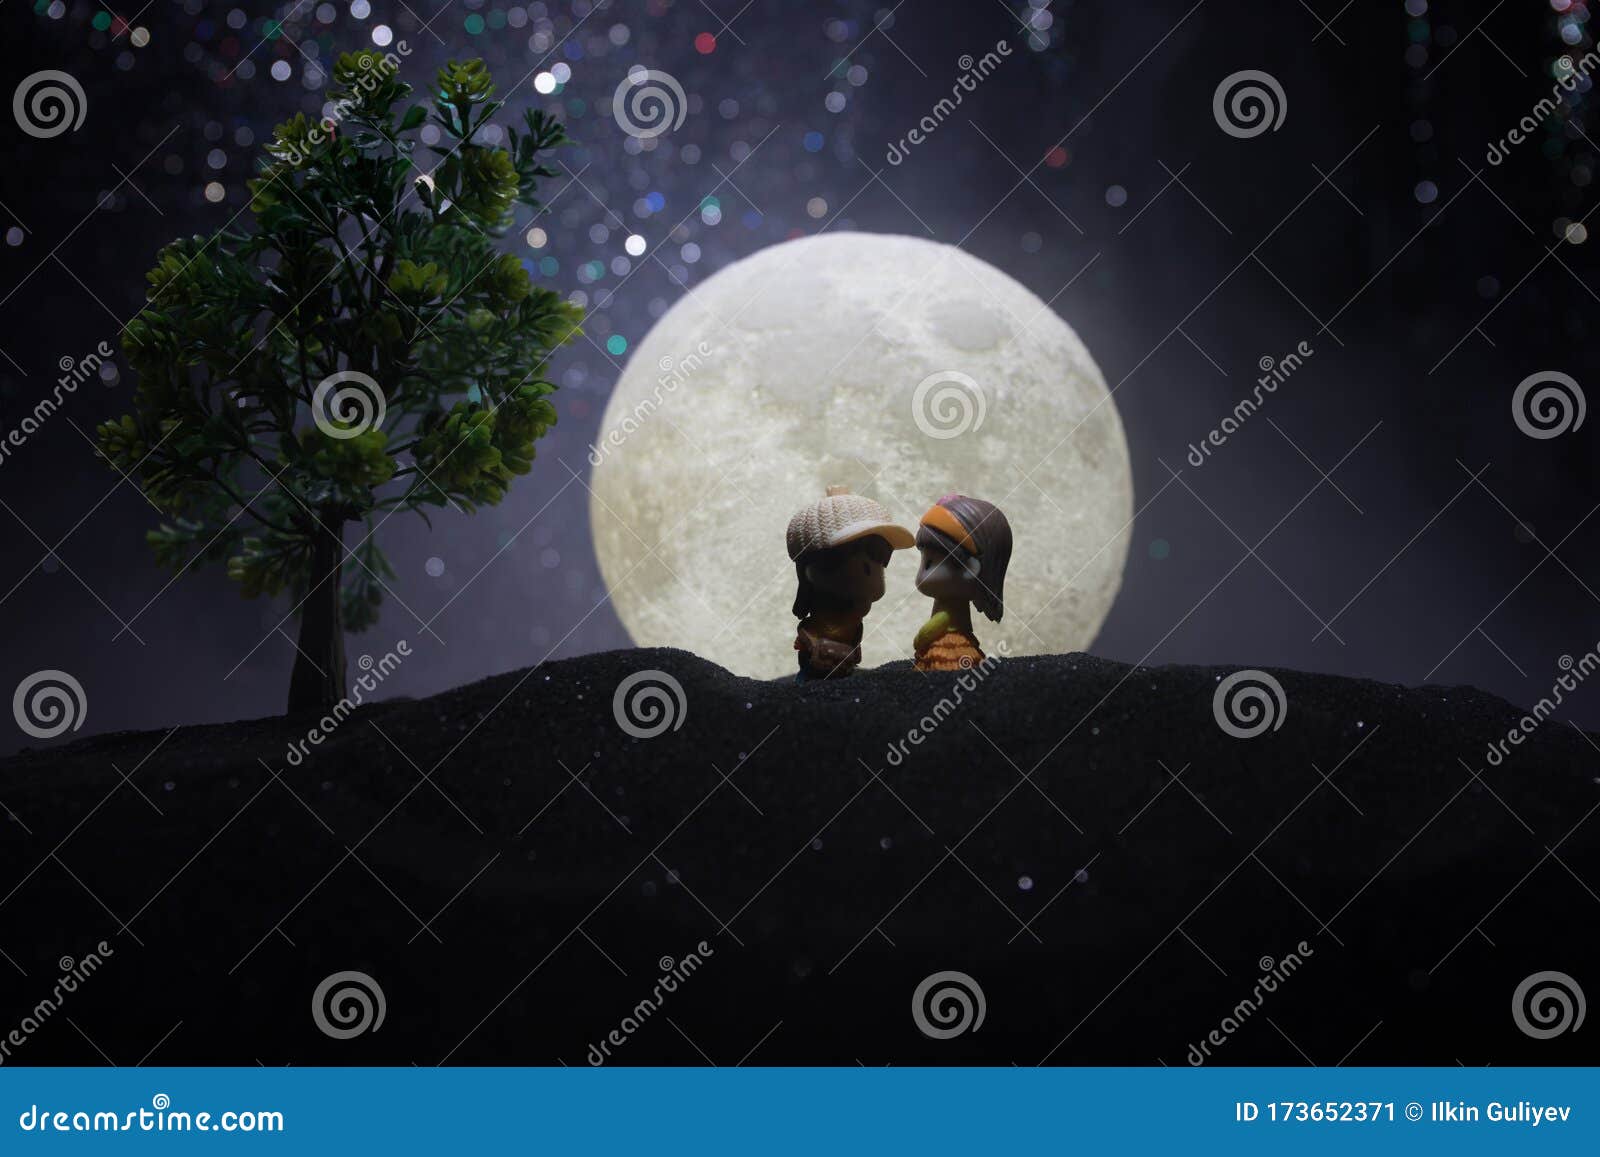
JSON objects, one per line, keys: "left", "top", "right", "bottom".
{"left": 914, "top": 494, "right": 1013, "bottom": 622}
{"left": 791, "top": 535, "right": 895, "bottom": 620}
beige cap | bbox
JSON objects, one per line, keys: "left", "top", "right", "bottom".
{"left": 786, "top": 485, "right": 915, "bottom": 560}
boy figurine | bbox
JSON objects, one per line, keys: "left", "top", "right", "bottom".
{"left": 912, "top": 494, "right": 1013, "bottom": 671}
{"left": 787, "top": 486, "right": 914, "bottom": 681}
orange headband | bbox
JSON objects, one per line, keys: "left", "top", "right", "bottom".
{"left": 919, "top": 504, "right": 978, "bottom": 555}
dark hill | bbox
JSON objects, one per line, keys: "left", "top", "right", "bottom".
{"left": 1, "top": 648, "right": 1595, "bottom": 1066}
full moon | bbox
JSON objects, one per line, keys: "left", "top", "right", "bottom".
{"left": 588, "top": 232, "right": 1132, "bottom": 678}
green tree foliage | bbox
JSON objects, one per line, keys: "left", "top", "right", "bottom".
{"left": 97, "top": 52, "right": 581, "bottom": 711}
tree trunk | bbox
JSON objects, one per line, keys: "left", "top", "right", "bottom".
{"left": 287, "top": 513, "right": 348, "bottom": 714}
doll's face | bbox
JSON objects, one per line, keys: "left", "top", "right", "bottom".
{"left": 804, "top": 540, "right": 888, "bottom": 607}
{"left": 914, "top": 542, "right": 980, "bottom": 601}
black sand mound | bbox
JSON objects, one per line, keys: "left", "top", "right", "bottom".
{"left": 1, "top": 648, "right": 1596, "bottom": 1066}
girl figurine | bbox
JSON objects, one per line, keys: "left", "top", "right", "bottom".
{"left": 787, "top": 486, "right": 914, "bottom": 681}
{"left": 912, "top": 494, "right": 1013, "bottom": 672}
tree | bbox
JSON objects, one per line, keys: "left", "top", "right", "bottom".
{"left": 98, "top": 52, "right": 581, "bottom": 713}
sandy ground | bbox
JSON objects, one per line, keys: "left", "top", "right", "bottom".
{"left": 0, "top": 647, "right": 1595, "bottom": 1065}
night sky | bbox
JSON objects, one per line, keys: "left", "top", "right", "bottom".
{"left": 3, "top": 0, "right": 1600, "bottom": 755}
